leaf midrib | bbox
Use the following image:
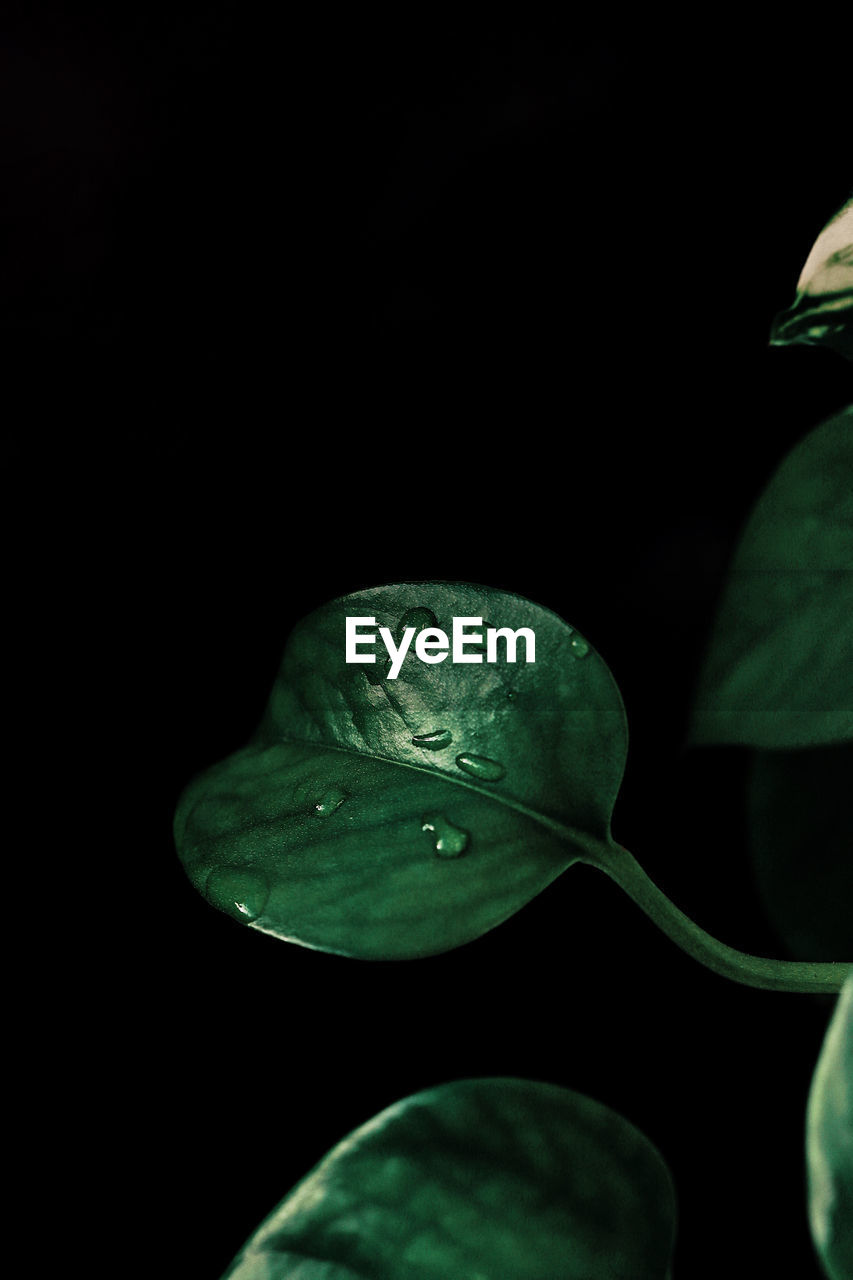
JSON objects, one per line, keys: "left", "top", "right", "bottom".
{"left": 276, "top": 733, "right": 609, "bottom": 863}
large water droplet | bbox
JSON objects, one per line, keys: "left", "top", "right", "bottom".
{"left": 570, "top": 635, "right": 590, "bottom": 659}
{"left": 422, "top": 814, "right": 470, "bottom": 858}
{"left": 412, "top": 728, "right": 453, "bottom": 751}
{"left": 455, "top": 753, "right": 506, "bottom": 782}
{"left": 205, "top": 866, "right": 269, "bottom": 922}
{"left": 314, "top": 787, "right": 347, "bottom": 816}
{"left": 396, "top": 606, "right": 438, "bottom": 643}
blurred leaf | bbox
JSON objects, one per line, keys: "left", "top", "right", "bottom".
{"left": 748, "top": 745, "right": 853, "bottom": 961}
{"left": 771, "top": 198, "right": 853, "bottom": 361}
{"left": 221, "top": 1078, "right": 677, "bottom": 1279}
{"left": 690, "top": 407, "right": 853, "bottom": 748}
{"left": 175, "top": 583, "right": 627, "bottom": 959}
{"left": 808, "top": 972, "right": 853, "bottom": 1280}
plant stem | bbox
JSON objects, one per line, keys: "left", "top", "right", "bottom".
{"left": 593, "top": 843, "right": 849, "bottom": 994}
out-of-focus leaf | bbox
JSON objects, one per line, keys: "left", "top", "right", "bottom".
{"left": 771, "top": 198, "right": 853, "bottom": 361}
{"left": 748, "top": 745, "right": 853, "bottom": 961}
{"left": 221, "top": 1078, "right": 677, "bottom": 1280}
{"left": 690, "top": 407, "right": 853, "bottom": 748}
{"left": 175, "top": 583, "right": 627, "bottom": 959}
{"left": 808, "top": 972, "right": 853, "bottom": 1280}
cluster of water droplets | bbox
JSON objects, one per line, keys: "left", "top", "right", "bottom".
{"left": 399, "top": 611, "right": 502, "bottom": 855}
{"left": 353, "top": 603, "right": 592, "bottom": 863}
{"left": 205, "top": 605, "right": 605, "bottom": 920}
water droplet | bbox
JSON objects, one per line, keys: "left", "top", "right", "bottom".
{"left": 570, "top": 635, "right": 590, "bottom": 658}
{"left": 204, "top": 866, "right": 269, "bottom": 922}
{"left": 411, "top": 728, "right": 453, "bottom": 751}
{"left": 396, "top": 606, "right": 438, "bottom": 643}
{"left": 422, "top": 814, "right": 470, "bottom": 858}
{"left": 455, "top": 753, "right": 506, "bottom": 782}
{"left": 506, "top": 690, "right": 517, "bottom": 701}
{"left": 314, "top": 787, "right": 347, "bottom": 816}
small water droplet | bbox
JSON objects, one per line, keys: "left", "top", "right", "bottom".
{"left": 422, "top": 814, "right": 470, "bottom": 858}
{"left": 506, "top": 690, "right": 517, "bottom": 701}
{"left": 570, "top": 635, "right": 590, "bottom": 658}
{"left": 455, "top": 753, "right": 506, "bottom": 782}
{"left": 412, "top": 728, "right": 453, "bottom": 751}
{"left": 314, "top": 787, "right": 347, "bottom": 816}
{"left": 204, "top": 866, "right": 269, "bottom": 922}
{"left": 396, "top": 606, "right": 438, "bottom": 643}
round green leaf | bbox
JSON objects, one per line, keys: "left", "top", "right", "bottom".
{"left": 221, "top": 1078, "right": 677, "bottom": 1280}
{"left": 808, "top": 972, "right": 853, "bottom": 1280}
{"left": 771, "top": 197, "right": 853, "bottom": 362}
{"left": 748, "top": 745, "right": 853, "bottom": 961}
{"left": 690, "top": 407, "right": 853, "bottom": 749}
{"left": 175, "top": 583, "right": 627, "bottom": 958}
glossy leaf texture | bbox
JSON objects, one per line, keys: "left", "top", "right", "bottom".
{"left": 690, "top": 406, "right": 853, "bottom": 748}
{"left": 175, "top": 583, "right": 627, "bottom": 958}
{"left": 220, "top": 1078, "right": 677, "bottom": 1280}
{"left": 808, "top": 972, "right": 853, "bottom": 1280}
{"left": 771, "top": 197, "right": 853, "bottom": 361}
{"left": 748, "top": 745, "right": 853, "bottom": 961}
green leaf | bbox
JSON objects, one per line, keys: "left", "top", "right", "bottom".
{"left": 175, "top": 583, "right": 627, "bottom": 959}
{"left": 808, "top": 971, "right": 853, "bottom": 1280}
{"left": 771, "top": 197, "right": 853, "bottom": 361}
{"left": 220, "top": 1078, "right": 677, "bottom": 1279}
{"left": 748, "top": 745, "right": 853, "bottom": 961}
{"left": 690, "top": 407, "right": 853, "bottom": 748}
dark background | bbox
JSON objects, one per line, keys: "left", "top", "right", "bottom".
{"left": 7, "top": 10, "right": 850, "bottom": 1278}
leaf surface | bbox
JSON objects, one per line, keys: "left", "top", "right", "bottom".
{"left": 771, "top": 198, "right": 853, "bottom": 361}
{"left": 221, "top": 1079, "right": 677, "bottom": 1280}
{"left": 808, "top": 972, "right": 853, "bottom": 1280}
{"left": 690, "top": 408, "right": 853, "bottom": 748}
{"left": 175, "top": 583, "right": 627, "bottom": 958}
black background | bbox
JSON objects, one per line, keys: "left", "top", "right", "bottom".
{"left": 7, "top": 10, "right": 851, "bottom": 1278}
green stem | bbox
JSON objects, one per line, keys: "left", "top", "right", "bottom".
{"left": 592, "top": 843, "right": 849, "bottom": 994}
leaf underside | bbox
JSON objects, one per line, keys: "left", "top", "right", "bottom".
{"left": 808, "top": 973, "right": 853, "bottom": 1280}
{"left": 221, "top": 1078, "right": 677, "bottom": 1280}
{"left": 690, "top": 407, "right": 853, "bottom": 749}
{"left": 175, "top": 583, "right": 628, "bottom": 958}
